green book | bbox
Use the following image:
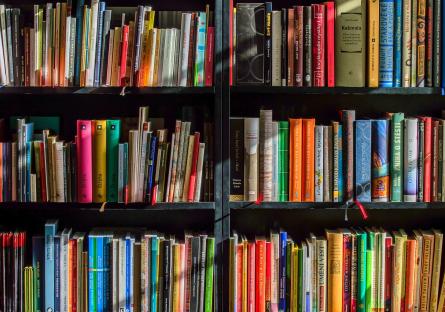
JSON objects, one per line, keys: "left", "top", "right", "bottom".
{"left": 298, "top": 246, "right": 304, "bottom": 312}
{"left": 204, "top": 237, "right": 215, "bottom": 312}
{"left": 279, "top": 121, "right": 289, "bottom": 201}
{"left": 390, "top": 113, "right": 404, "bottom": 201}
{"left": 106, "top": 120, "right": 121, "bottom": 202}
{"left": 366, "top": 231, "right": 375, "bottom": 312}
{"left": 357, "top": 231, "right": 367, "bottom": 312}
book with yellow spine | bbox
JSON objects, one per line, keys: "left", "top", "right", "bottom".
{"left": 291, "top": 243, "right": 298, "bottom": 312}
{"left": 92, "top": 120, "right": 107, "bottom": 202}
{"left": 367, "top": 0, "right": 379, "bottom": 87}
{"left": 391, "top": 230, "right": 406, "bottom": 312}
{"left": 172, "top": 243, "right": 181, "bottom": 312}
{"left": 326, "top": 230, "right": 343, "bottom": 312}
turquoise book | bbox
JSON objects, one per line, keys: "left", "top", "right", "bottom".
{"left": 106, "top": 120, "right": 121, "bottom": 202}
{"left": 44, "top": 220, "right": 58, "bottom": 312}
{"left": 88, "top": 235, "right": 97, "bottom": 312}
{"left": 355, "top": 120, "right": 372, "bottom": 202}
{"left": 393, "top": 0, "right": 402, "bottom": 86}
{"left": 151, "top": 236, "right": 159, "bottom": 312}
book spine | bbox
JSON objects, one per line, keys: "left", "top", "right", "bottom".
{"left": 264, "top": 3, "right": 272, "bottom": 86}
{"left": 324, "top": 126, "right": 333, "bottom": 202}
{"left": 368, "top": 0, "right": 380, "bottom": 87}
{"left": 432, "top": 121, "right": 439, "bottom": 201}
{"left": 402, "top": 0, "right": 412, "bottom": 86}
{"left": 271, "top": 11, "right": 282, "bottom": 86}
{"left": 295, "top": 6, "right": 304, "bottom": 87}
{"left": 390, "top": 113, "right": 404, "bottom": 202}
{"left": 303, "top": 6, "right": 312, "bottom": 86}
{"left": 204, "top": 238, "right": 215, "bottom": 312}
{"left": 355, "top": 120, "right": 372, "bottom": 202}
{"left": 265, "top": 241, "right": 272, "bottom": 312}
{"left": 332, "top": 122, "right": 343, "bottom": 202}
{"left": 281, "top": 8, "right": 287, "bottom": 86}
{"left": 327, "top": 231, "right": 343, "bottom": 312}
{"left": 342, "top": 110, "right": 356, "bottom": 203}
{"left": 433, "top": 0, "right": 441, "bottom": 86}
{"left": 371, "top": 120, "right": 390, "bottom": 202}
{"left": 278, "top": 232, "right": 287, "bottom": 312}
{"left": 92, "top": 120, "right": 107, "bottom": 203}
{"left": 356, "top": 233, "right": 367, "bottom": 312}
{"left": 325, "top": 2, "right": 335, "bottom": 87}
{"left": 205, "top": 27, "right": 214, "bottom": 86}
{"left": 88, "top": 236, "right": 96, "bottom": 312}
{"left": 54, "top": 236, "right": 60, "bottom": 312}
{"left": 417, "top": 0, "right": 426, "bottom": 86}
{"left": 412, "top": 0, "right": 419, "bottom": 86}
{"left": 405, "top": 239, "right": 417, "bottom": 312}
{"left": 420, "top": 235, "right": 433, "bottom": 312}
{"left": 394, "top": 0, "right": 403, "bottom": 86}
{"left": 418, "top": 120, "right": 425, "bottom": 201}
{"left": 93, "top": 3, "right": 105, "bottom": 87}
{"left": 302, "top": 119, "right": 315, "bottom": 202}
{"left": 404, "top": 119, "right": 419, "bottom": 202}
{"left": 194, "top": 12, "right": 207, "bottom": 87}
{"left": 379, "top": 0, "right": 394, "bottom": 86}
{"left": 45, "top": 222, "right": 57, "bottom": 312}
{"left": 312, "top": 4, "right": 325, "bottom": 87}
{"left": 315, "top": 126, "right": 324, "bottom": 202}
{"left": 425, "top": 0, "right": 433, "bottom": 86}
{"left": 272, "top": 122, "right": 279, "bottom": 201}
{"left": 279, "top": 121, "right": 289, "bottom": 201}
{"left": 106, "top": 120, "right": 120, "bottom": 202}
{"left": 96, "top": 236, "right": 104, "bottom": 312}
{"left": 260, "top": 110, "right": 273, "bottom": 201}
{"left": 119, "top": 25, "right": 129, "bottom": 87}
{"left": 76, "top": 120, "right": 92, "bottom": 203}
{"left": 287, "top": 9, "right": 294, "bottom": 87}
{"left": 255, "top": 240, "right": 266, "bottom": 312}
{"left": 230, "top": 119, "right": 244, "bottom": 201}
{"left": 423, "top": 117, "right": 432, "bottom": 202}
{"left": 244, "top": 118, "right": 259, "bottom": 202}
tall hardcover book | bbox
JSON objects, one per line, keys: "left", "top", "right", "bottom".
{"left": 294, "top": 6, "right": 304, "bottom": 87}
{"left": 235, "top": 3, "right": 265, "bottom": 85}
{"left": 404, "top": 118, "right": 418, "bottom": 202}
{"left": 281, "top": 8, "right": 287, "bottom": 86}
{"left": 315, "top": 126, "right": 324, "bottom": 202}
{"left": 259, "top": 110, "right": 273, "bottom": 201}
{"left": 367, "top": 0, "right": 380, "bottom": 87}
{"left": 244, "top": 118, "right": 259, "bottom": 201}
{"left": 355, "top": 120, "right": 372, "bottom": 202}
{"left": 402, "top": 0, "right": 412, "bottom": 86}
{"left": 433, "top": 0, "right": 441, "bottom": 86}
{"left": 271, "top": 11, "right": 282, "bottom": 86}
{"left": 425, "top": 0, "right": 433, "bottom": 86}
{"left": 92, "top": 120, "right": 107, "bottom": 202}
{"left": 335, "top": 0, "right": 366, "bottom": 86}
{"left": 394, "top": 0, "right": 403, "bottom": 86}
{"left": 390, "top": 113, "right": 404, "bottom": 202}
{"left": 287, "top": 8, "right": 294, "bottom": 86}
{"left": 302, "top": 119, "right": 315, "bottom": 202}
{"left": 230, "top": 118, "right": 244, "bottom": 201}
{"left": 106, "top": 120, "right": 120, "bottom": 202}
{"left": 303, "top": 6, "right": 312, "bottom": 87}
{"left": 379, "top": 0, "right": 394, "bottom": 86}
{"left": 417, "top": 0, "right": 426, "bottom": 86}
{"left": 342, "top": 110, "right": 356, "bottom": 203}
{"left": 325, "top": 2, "right": 335, "bottom": 87}
{"left": 279, "top": 121, "right": 289, "bottom": 201}
{"left": 264, "top": 3, "right": 272, "bottom": 86}
{"left": 312, "top": 4, "right": 325, "bottom": 87}
{"left": 76, "top": 120, "right": 92, "bottom": 203}
{"left": 371, "top": 120, "right": 389, "bottom": 202}
{"left": 45, "top": 220, "right": 58, "bottom": 312}
{"left": 289, "top": 119, "right": 302, "bottom": 202}
{"left": 332, "top": 122, "right": 343, "bottom": 202}
{"left": 326, "top": 230, "right": 343, "bottom": 312}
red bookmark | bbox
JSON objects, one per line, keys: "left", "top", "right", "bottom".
{"left": 255, "top": 193, "right": 264, "bottom": 205}
{"left": 354, "top": 200, "right": 369, "bottom": 220}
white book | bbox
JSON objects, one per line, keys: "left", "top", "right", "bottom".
{"left": 178, "top": 13, "right": 191, "bottom": 86}
{"left": 272, "top": 122, "right": 279, "bottom": 201}
{"left": 5, "top": 8, "right": 13, "bottom": 84}
{"left": 271, "top": 11, "right": 282, "bottom": 86}
{"left": 161, "top": 29, "right": 172, "bottom": 86}
{"left": 172, "top": 28, "right": 181, "bottom": 86}
{"left": 0, "top": 27, "right": 6, "bottom": 85}
{"left": 64, "top": 17, "right": 71, "bottom": 84}
{"left": 404, "top": 118, "right": 418, "bottom": 202}
{"left": 316, "top": 237, "right": 327, "bottom": 312}
{"left": 259, "top": 110, "right": 273, "bottom": 201}
{"left": 315, "top": 126, "right": 324, "bottom": 202}
{"left": 157, "top": 29, "right": 165, "bottom": 86}
{"left": 244, "top": 118, "right": 259, "bottom": 201}
{"left": 118, "top": 237, "right": 126, "bottom": 312}
{"left": 30, "top": 29, "right": 35, "bottom": 86}
{"left": 33, "top": 5, "right": 40, "bottom": 78}
{"left": 0, "top": 5, "right": 9, "bottom": 84}
{"left": 44, "top": 4, "right": 52, "bottom": 85}
{"left": 194, "top": 143, "right": 206, "bottom": 202}
{"left": 86, "top": 2, "right": 98, "bottom": 86}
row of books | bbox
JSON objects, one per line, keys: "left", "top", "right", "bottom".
{"left": 2, "top": 221, "right": 215, "bottom": 312}
{"left": 230, "top": 110, "right": 445, "bottom": 203}
{"left": 228, "top": 228, "right": 445, "bottom": 312}
{"left": 0, "top": 2, "right": 214, "bottom": 87}
{"left": 2, "top": 106, "right": 214, "bottom": 203}
{"left": 230, "top": 0, "right": 443, "bottom": 87}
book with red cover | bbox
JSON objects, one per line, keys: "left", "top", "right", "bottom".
{"left": 311, "top": 4, "right": 325, "bottom": 87}
{"left": 256, "top": 239, "right": 266, "bottom": 312}
{"left": 76, "top": 120, "right": 92, "bottom": 203}
{"left": 39, "top": 142, "right": 47, "bottom": 202}
{"left": 265, "top": 241, "right": 271, "bottom": 311}
{"left": 294, "top": 6, "right": 304, "bottom": 87}
{"left": 343, "top": 231, "right": 352, "bottom": 312}
{"left": 385, "top": 236, "right": 393, "bottom": 312}
{"left": 248, "top": 242, "right": 256, "bottom": 312}
{"left": 287, "top": 9, "right": 295, "bottom": 86}
{"left": 205, "top": 27, "right": 215, "bottom": 86}
{"left": 422, "top": 117, "right": 432, "bottom": 202}
{"left": 120, "top": 25, "right": 130, "bottom": 87}
{"left": 324, "top": 2, "right": 335, "bottom": 87}
{"left": 432, "top": 120, "right": 439, "bottom": 201}
{"left": 236, "top": 244, "right": 243, "bottom": 312}
{"left": 188, "top": 132, "right": 201, "bottom": 202}
{"left": 70, "top": 239, "right": 78, "bottom": 312}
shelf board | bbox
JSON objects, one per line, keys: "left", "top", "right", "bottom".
{"left": 231, "top": 86, "right": 443, "bottom": 95}
{"left": 229, "top": 201, "right": 445, "bottom": 210}
{"left": 0, "top": 86, "right": 215, "bottom": 95}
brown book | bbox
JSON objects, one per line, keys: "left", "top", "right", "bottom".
{"left": 287, "top": 8, "right": 294, "bottom": 86}
{"left": 187, "top": 13, "right": 197, "bottom": 87}
{"left": 430, "top": 230, "right": 443, "bottom": 311}
{"left": 420, "top": 231, "right": 434, "bottom": 312}
{"left": 425, "top": 0, "right": 433, "bottom": 86}
{"left": 294, "top": 6, "right": 303, "bottom": 87}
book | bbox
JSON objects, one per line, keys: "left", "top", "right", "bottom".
{"left": 371, "top": 120, "right": 390, "bottom": 202}
{"left": 404, "top": 118, "right": 419, "bottom": 202}
{"left": 244, "top": 118, "right": 259, "bottom": 201}
{"left": 367, "top": 0, "right": 380, "bottom": 87}
{"left": 379, "top": 0, "right": 394, "bottom": 86}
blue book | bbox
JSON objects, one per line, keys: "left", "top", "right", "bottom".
{"left": 371, "top": 120, "right": 390, "bottom": 201}
{"left": 54, "top": 235, "right": 61, "bottom": 312}
{"left": 393, "top": 0, "right": 402, "bottom": 86}
{"left": 88, "top": 236, "right": 96, "bottom": 312}
{"left": 74, "top": 0, "right": 85, "bottom": 85}
{"left": 355, "top": 120, "right": 372, "bottom": 202}
{"left": 23, "top": 123, "right": 33, "bottom": 202}
{"left": 32, "top": 236, "right": 45, "bottom": 312}
{"left": 146, "top": 136, "right": 158, "bottom": 202}
{"left": 278, "top": 231, "right": 287, "bottom": 312}
{"left": 96, "top": 236, "right": 104, "bottom": 312}
{"left": 44, "top": 220, "right": 58, "bottom": 312}
{"left": 151, "top": 236, "right": 159, "bottom": 312}
{"left": 94, "top": 2, "right": 106, "bottom": 87}
{"left": 125, "top": 236, "right": 134, "bottom": 312}
{"left": 379, "top": 0, "right": 394, "bottom": 86}
{"left": 404, "top": 118, "right": 418, "bottom": 202}
{"left": 194, "top": 12, "right": 207, "bottom": 87}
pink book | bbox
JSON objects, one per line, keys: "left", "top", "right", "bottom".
{"left": 325, "top": 2, "right": 335, "bottom": 87}
{"left": 76, "top": 120, "right": 92, "bottom": 203}
{"left": 187, "top": 132, "right": 201, "bottom": 202}
{"left": 205, "top": 27, "right": 215, "bottom": 86}
{"left": 179, "top": 243, "right": 186, "bottom": 312}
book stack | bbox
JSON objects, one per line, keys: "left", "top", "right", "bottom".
{"left": 20, "top": 220, "right": 216, "bottom": 312}
{"left": 228, "top": 228, "right": 445, "bottom": 312}
{"left": 0, "top": 2, "right": 214, "bottom": 87}
{"left": 0, "top": 106, "right": 213, "bottom": 203}
{"left": 230, "top": 0, "right": 442, "bottom": 87}
{"left": 230, "top": 110, "right": 445, "bottom": 203}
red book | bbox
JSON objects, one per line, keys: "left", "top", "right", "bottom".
{"left": 229, "top": 0, "right": 233, "bottom": 86}
{"left": 205, "top": 27, "right": 215, "bottom": 86}
{"left": 311, "top": 4, "right": 326, "bottom": 87}
{"left": 265, "top": 241, "right": 271, "bottom": 311}
{"left": 426, "top": 0, "right": 433, "bottom": 86}
{"left": 76, "top": 120, "right": 93, "bottom": 203}
{"left": 324, "top": 2, "right": 335, "bottom": 87}
{"left": 287, "top": 9, "right": 295, "bottom": 86}
{"left": 236, "top": 244, "right": 243, "bottom": 312}
{"left": 120, "top": 25, "right": 130, "bottom": 87}
{"left": 248, "top": 242, "right": 256, "bottom": 312}
{"left": 188, "top": 132, "right": 201, "bottom": 202}
{"left": 71, "top": 239, "right": 78, "bottom": 312}
{"left": 385, "top": 236, "right": 393, "bottom": 312}
{"left": 432, "top": 120, "right": 439, "bottom": 201}
{"left": 422, "top": 117, "right": 432, "bottom": 202}
{"left": 255, "top": 239, "right": 266, "bottom": 312}
{"left": 39, "top": 142, "right": 47, "bottom": 202}
{"left": 294, "top": 6, "right": 304, "bottom": 87}
{"left": 343, "top": 232, "right": 352, "bottom": 312}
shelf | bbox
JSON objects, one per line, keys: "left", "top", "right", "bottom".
{"left": 229, "top": 201, "right": 445, "bottom": 210}
{"left": 231, "top": 86, "right": 443, "bottom": 95}
{"left": 0, "top": 86, "right": 215, "bottom": 95}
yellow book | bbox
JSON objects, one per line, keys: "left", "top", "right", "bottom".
{"left": 430, "top": 230, "right": 443, "bottom": 312}
{"left": 437, "top": 269, "right": 445, "bottom": 311}
{"left": 80, "top": 6, "right": 90, "bottom": 87}
{"left": 326, "top": 230, "right": 343, "bottom": 312}
{"left": 420, "top": 231, "right": 434, "bottom": 312}
{"left": 367, "top": 0, "right": 379, "bottom": 87}
{"left": 92, "top": 120, "right": 107, "bottom": 202}
{"left": 292, "top": 245, "right": 299, "bottom": 312}
{"left": 140, "top": 20, "right": 151, "bottom": 86}
{"left": 392, "top": 230, "right": 407, "bottom": 312}
{"left": 172, "top": 243, "right": 181, "bottom": 312}
{"left": 153, "top": 29, "right": 161, "bottom": 86}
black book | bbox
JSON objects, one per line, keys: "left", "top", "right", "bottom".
{"left": 230, "top": 118, "right": 244, "bottom": 201}
{"left": 236, "top": 3, "right": 265, "bottom": 85}
{"left": 162, "top": 239, "right": 172, "bottom": 312}
{"left": 264, "top": 2, "right": 272, "bottom": 85}
{"left": 433, "top": 0, "right": 441, "bottom": 87}
{"left": 281, "top": 8, "right": 287, "bottom": 86}
{"left": 418, "top": 119, "right": 425, "bottom": 201}
{"left": 11, "top": 9, "right": 22, "bottom": 87}
{"left": 303, "top": 6, "right": 312, "bottom": 87}
{"left": 198, "top": 235, "right": 207, "bottom": 312}
{"left": 189, "top": 236, "right": 200, "bottom": 312}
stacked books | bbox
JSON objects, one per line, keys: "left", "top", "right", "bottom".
{"left": 230, "top": 110, "right": 445, "bottom": 203}
{"left": 230, "top": 0, "right": 442, "bottom": 87}
{"left": 228, "top": 229, "right": 445, "bottom": 312}
{"left": 0, "top": 2, "right": 214, "bottom": 87}
{"left": 0, "top": 106, "right": 214, "bottom": 203}
{"left": 19, "top": 221, "right": 216, "bottom": 312}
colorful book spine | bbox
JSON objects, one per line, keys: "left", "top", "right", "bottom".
{"left": 96, "top": 236, "right": 104, "bottom": 312}
{"left": 194, "top": 12, "right": 207, "bottom": 87}
{"left": 278, "top": 121, "right": 289, "bottom": 201}
{"left": 393, "top": 0, "right": 402, "bottom": 86}
{"left": 367, "top": 0, "right": 380, "bottom": 87}
{"left": 402, "top": 0, "right": 412, "bottom": 87}
{"left": 371, "top": 120, "right": 390, "bottom": 202}
{"left": 279, "top": 231, "right": 287, "bottom": 312}
{"left": 315, "top": 126, "right": 324, "bottom": 202}
{"left": 106, "top": 120, "right": 120, "bottom": 202}
{"left": 355, "top": 120, "right": 372, "bottom": 202}
{"left": 404, "top": 118, "right": 418, "bottom": 202}
{"left": 151, "top": 237, "right": 158, "bottom": 312}
{"left": 325, "top": 2, "right": 335, "bottom": 87}
{"left": 390, "top": 113, "right": 404, "bottom": 202}
{"left": 45, "top": 221, "right": 58, "bottom": 312}
{"left": 379, "top": 0, "right": 394, "bottom": 86}
{"left": 342, "top": 110, "right": 356, "bottom": 203}
{"left": 357, "top": 231, "right": 367, "bottom": 312}
{"left": 422, "top": 117, "right": 432, "bottom": 202}
{"left": 92, "top": 120, "right": 107, "bottom": 203}
{"left": 417, "top": 0, "right": 426, "bottom": 86}
{"left": 76, "top": 120, "right": 92, "bottom": 203}
{"left": 264, "top": 2, "right": 272, "bottom": 86}
{"left": 332, "top": 122, "right": 343, "bottom": 202}
{"left": 88, "top": 236, "right": 96, "bottom": 312}
{"left": 204, "top": 238, "right": 215, "bottom": 312}
{"left": 311, "top": 4, "right": 325, "bottom": 87}
{"left": 302, "top": 119, "right": 315, "bottom": 202}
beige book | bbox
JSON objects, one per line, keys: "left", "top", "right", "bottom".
{"left": 194, "top": 143, "right": 206, "bottom": 202}
{"left": 182, "top": 135, "right": 195, "bottom": 202}
{"left": 147, "top": 28, "right": 157, "bottom": 86}
{"left": 152, "top": 28, "right": 161, "bottom": 86}
{"left": 54, "top": 141, "right": 65, "bottom": 202}
{"left": 430, "top": 230, "right": 443, "bottom": 312}
{"left": 105, "top": 29, "right": 114, "bottom": 86}
{"left": 168, "top": 120, "right": 182, "bottom": 202}
{"left": 392, "top": 230, "right": 407, "bottom": 312}
{"left": 420, "top": 231, "right": 434, "bottom": 312}
{"left": 80, "top": 7, "right": 90, "bottom": 87}
{"left": 174, "top": 122, "right": 190, "bottom": 202}
{"left": 413, "top": 230, "right": 424, "bottom": 312}
{"left": 164, "top": 133, "right": 176, "bottom": 203}
{"left": 111, "top": 27, "right": 121, "bottom": 87}
{"left": 47, "top": 136, "right": 56, "bottom": 202}
{"left": 259, "top": 110, "right": 273, "bottom": 201}
{"left": 30, "top": 174, "right": 37, "bottom": 202}
{"left": 244, "top": 118, "right": 259, "bottom": 201}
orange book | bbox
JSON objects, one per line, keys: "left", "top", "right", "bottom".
{"left": 326, "top": 230, "right": 343, "bottom": 312}
{"left": 405, "top": 239, "right": 417, "bottom": 312}
{"left": 302, "top": 119, "right": 315, "bottom": 202}
{"left": 255, "top": 239, "right": 266, "bottom": 312}
{"left": 289, "top": 119, "right": 303, "bottom": 201}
